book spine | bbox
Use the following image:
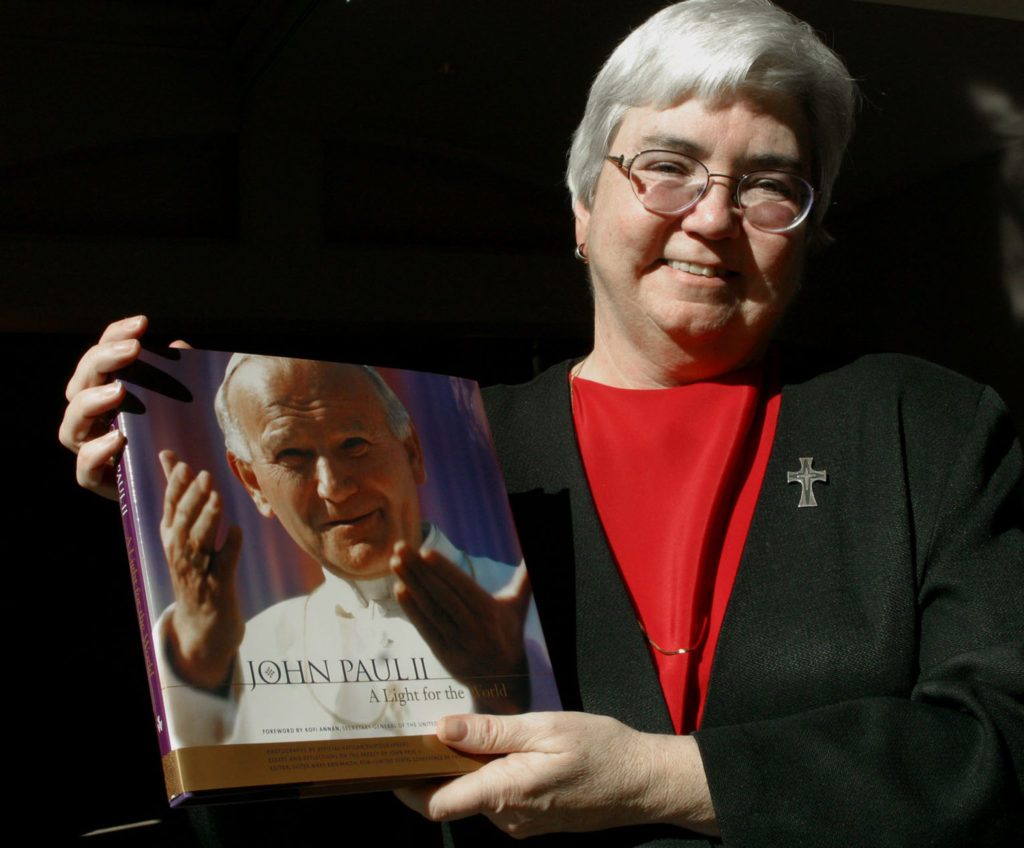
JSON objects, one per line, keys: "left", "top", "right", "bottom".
{"left": 114, "top": 413, "right": 173, "bottom": 756}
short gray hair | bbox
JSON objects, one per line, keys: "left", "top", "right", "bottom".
{"left": 567, "top": 0, "right": 856, "bottom": 232}
{"left": 213, "top": 354, "right": 412, "bottom": 461}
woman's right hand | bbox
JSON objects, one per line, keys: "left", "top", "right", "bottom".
{"left": 58, "top": 315, "right": 150, "bottom": 500}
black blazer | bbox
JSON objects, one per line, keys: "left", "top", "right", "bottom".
{"left": 476, "top": 350, "right": 1024, "bottom": 847}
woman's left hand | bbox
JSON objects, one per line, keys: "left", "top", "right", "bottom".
{"left": 394, "top": 711, "right": 719, "bottom": 839}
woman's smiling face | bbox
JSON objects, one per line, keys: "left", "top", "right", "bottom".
{"left": 575, "top": 95, "right": 813, "bottom": 386}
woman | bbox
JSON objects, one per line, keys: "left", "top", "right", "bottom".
{"left": 60, "top": 1, "right": 1023, "bottom": 845}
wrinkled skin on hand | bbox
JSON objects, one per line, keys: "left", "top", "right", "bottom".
{"left": 395, "top": 711, "right": 718, "bottom": 839}
{"left": 159, "top": 449, "right": 244, "bottom": 690}
{"left": 59, "top": 316, "right": 150, "bottom": 498}
{"left": 59, "top": 315, "right": 190, "bottom": 498}
{"left": 391, "top": 541, "right": 533, "bottom": 714}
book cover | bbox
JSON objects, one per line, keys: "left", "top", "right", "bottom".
{"left": 114, "top": 347, "right": 559, "bottom": 805}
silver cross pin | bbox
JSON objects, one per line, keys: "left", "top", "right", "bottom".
{"left": 787, "top": 457, "right": 828, "bottom": 507}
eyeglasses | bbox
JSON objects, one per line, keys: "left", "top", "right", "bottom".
{"left": 605, "top": 149, "right": 815, "bottom": 233}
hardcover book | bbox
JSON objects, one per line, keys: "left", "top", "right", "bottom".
{"left": 114, "top": 347, "right": 559, "bottom": 805}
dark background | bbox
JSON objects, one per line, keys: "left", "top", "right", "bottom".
{"left": 3, "top": 0, "right": 1021, "bottom": 841}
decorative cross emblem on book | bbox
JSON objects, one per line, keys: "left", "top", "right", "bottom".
{"left": 787, "top": 457, "right": 828, "bottom": 507}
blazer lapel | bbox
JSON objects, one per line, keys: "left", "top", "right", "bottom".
{"left": 701, "top": 350, "right": 907, "bottom": 726}
{"left": 485, "top": 364, "right": 673, "bottom": 734}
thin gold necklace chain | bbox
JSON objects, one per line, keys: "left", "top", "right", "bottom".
{"left": 638, "top": 615, "right": 709, "bottom": 655}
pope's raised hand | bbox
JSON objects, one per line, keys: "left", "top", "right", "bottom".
{"left": 159, "top": 449, "right": 244, "bottom": 690}
{"left": 390, "top": 541, "right": 532, "bottom": 714}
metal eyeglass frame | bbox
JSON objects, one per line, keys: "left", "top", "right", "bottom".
{"left": 605, "top": 149, "right": 815, "bottom": 233}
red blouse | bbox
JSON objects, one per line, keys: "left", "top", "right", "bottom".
{"left": 571, "top": 350, "right": 781, "bottom": 733}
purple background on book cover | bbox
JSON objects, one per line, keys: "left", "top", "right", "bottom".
{"left": 118, "top": 348, "right": 522, "bottom": 620}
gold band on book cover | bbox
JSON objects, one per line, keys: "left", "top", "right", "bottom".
{"left": 162, "top": 735, "right": 483, "bottom": 801}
